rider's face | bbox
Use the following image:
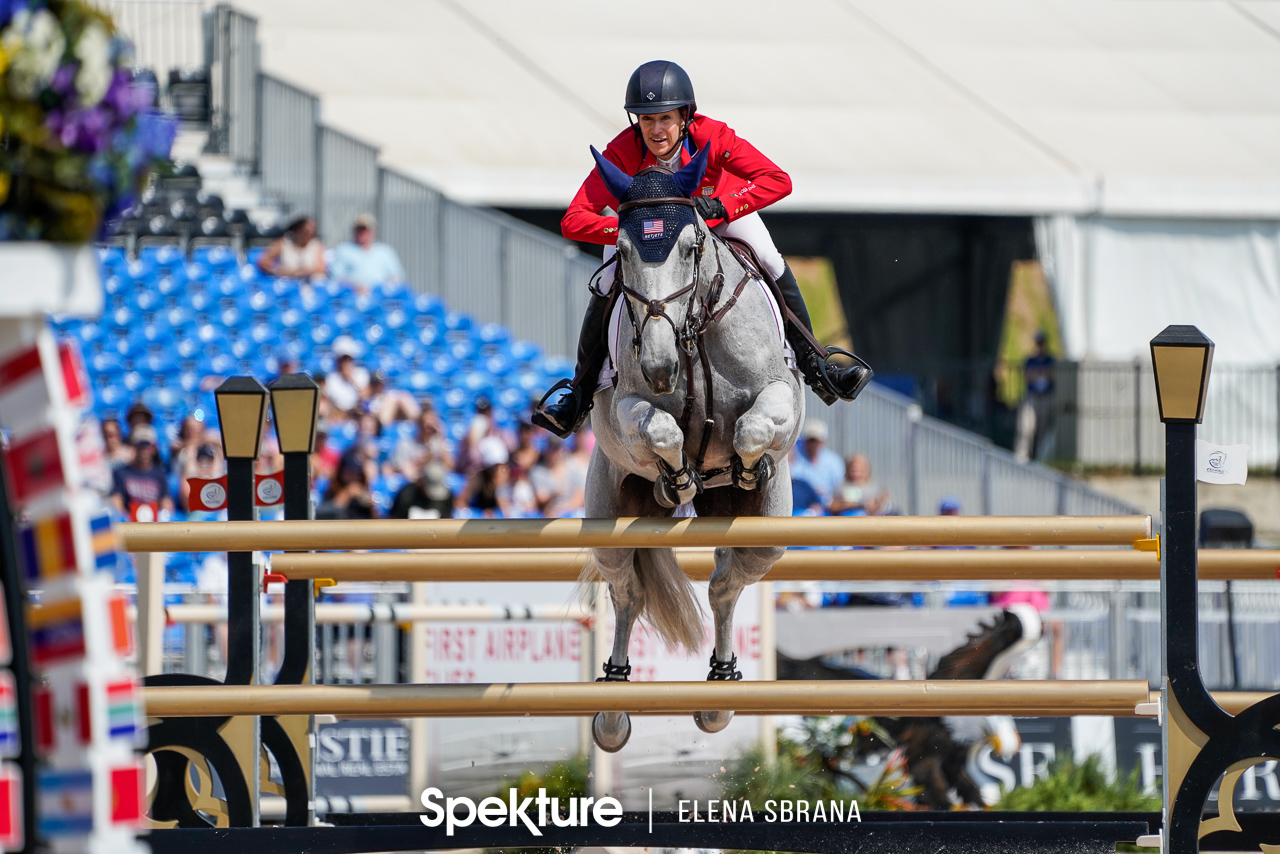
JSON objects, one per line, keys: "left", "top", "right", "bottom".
{"left": 638, "top": 110, "right": 684, "bottom": 159}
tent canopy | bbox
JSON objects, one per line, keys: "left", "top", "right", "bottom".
{"left": 238, "top": 0, "right": 1280, "bottom": 217}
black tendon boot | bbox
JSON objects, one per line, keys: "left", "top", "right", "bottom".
{"left": 532, "top": 292, "right": 611, "bottom": 438}
{"left": 776, "top": 263, "right": 874, "bottom": 405}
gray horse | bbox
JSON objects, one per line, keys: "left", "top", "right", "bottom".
{"left": 583, "top": 146, "right": 803, "bottom": 751}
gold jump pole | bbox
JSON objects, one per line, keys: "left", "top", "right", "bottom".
{"left": 116, "top": 515, "right": 1152, "bottom": 554}
{"left": 270, "top": 547, "right": 1280, "bottom": 583}
{"left": 143, "top": 679, "right": 1151, "bottom": 719}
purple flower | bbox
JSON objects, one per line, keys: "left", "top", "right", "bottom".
{"left": 50, "top": 62, "right": 79, "bottom": 98}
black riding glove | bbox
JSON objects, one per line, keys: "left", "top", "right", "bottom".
{"left": 695, "top": 196, "right": 727, "bottom": 223}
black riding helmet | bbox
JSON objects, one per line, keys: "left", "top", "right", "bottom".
{"left": 624, "top": 60, "right": 697, "bottom": 116}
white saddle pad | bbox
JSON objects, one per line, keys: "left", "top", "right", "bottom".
{"left": 597, "top": 275, "right": 794, "bottom": 391}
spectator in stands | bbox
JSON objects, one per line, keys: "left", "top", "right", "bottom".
{"left": 125, "top": 401, "right": 154, "bottom": 435}
{"left": 110, "top": 424, "right": 174, "bottom": 519}
{"left": 789, "top": 420, "right": 844, "bottom": 508}
{"left": 531, "top": 438, "right": 586, "bottom": 518}
{"left": 323, "top": 338, "right": 368, "bottom": 414}
{"left": 179, "top": 443, "right": 223, "bottom": 515}
{"left": 391, "top": 404, "right": 453, "bottom": 479}
{"left": 390, "top": 460, "right": 454, "bottom": 520}
{"left": 458, "top": 436, "right": 513, "bottom": 517}
{"left": 169, "top": 414, "right": 206, "bottom": 479}
{"left": 101, "top": 418, "right": 133, "bottom": 471}
{"left": 364, "top": 371, "right": 421, "bottom": 427}
{"left": 510, "top": 421, "right": 541, "bottom": 477}
{"left": 455, "top": 397, "right": 506, "bottom": 477}
{"left": 312, "top": 421, "right": 340, "bottom": 481}
{"left": 330, "top": 213, "right": 404, "bottom": 293}
{"left": 315, "top": 451, "right": 376, "bottom": 520}
{"left": 830, "top": 453, "right": 888, "bottom": 516}
{"left": 257, "top": 215, "right": 326, "bottom": 282}
{"left": 351, "top": 413, "right": 383, "bottom": 484}
{"left": 791, "top": 477, "right": 825, "bottom": 516}
{"left": 1015, "top": 330, "right": 1057, "bottom": 463}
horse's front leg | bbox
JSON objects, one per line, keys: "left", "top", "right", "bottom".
{"left": 732, "top": 380, "right": 799, "bottom": 490}
{"left": 616, "top": 393, "right": 699, "bottom": 508}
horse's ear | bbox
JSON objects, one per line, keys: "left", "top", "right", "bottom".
{"left": 591, "top": 146, "right": 633, "bottom": 202}
{"left": 672, "top": 143, "right": 710, "bottom": 198}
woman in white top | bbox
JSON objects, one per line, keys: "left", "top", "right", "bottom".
{"left": 257, "top": 215, "right": 327, "bottom": 280}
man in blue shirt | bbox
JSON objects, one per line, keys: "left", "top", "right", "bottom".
{"left": 788, "top": 420, "right": 846, "bottom": 509}
{"left": 330, "top": 213, "right": 405, "bottom": 293}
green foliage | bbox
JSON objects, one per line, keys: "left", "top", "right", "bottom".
{"left": 995, "top": 754, "right": 1161, "bottom": 812}
{"left": 722, "top": 718, "right": 921, "bottom": 811}
{"left": 486, "top": 755, "right": 588, "bottom": 854}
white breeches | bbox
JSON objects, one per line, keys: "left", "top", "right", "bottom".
{"left": 599, "top": 211, "right": 785, "bottom": 292}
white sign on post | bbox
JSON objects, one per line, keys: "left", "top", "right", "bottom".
{"left": 1196, "top": 440, "right": 1249, "bottom": 485}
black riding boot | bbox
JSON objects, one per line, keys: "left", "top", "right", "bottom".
{"left": 776, "top": 263, "right": 874, "bottom": 405}
{"left": 532, "top": 292, "right": 611, "bottom": 438}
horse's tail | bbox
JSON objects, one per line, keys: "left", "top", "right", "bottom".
{"left": 577, "top": 548, "right": 705, "bottom": 655}
{"left": 633, "top": 547, "right": 704, "bottom": 653}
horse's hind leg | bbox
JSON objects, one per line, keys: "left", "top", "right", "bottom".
{"left": 693, "top": 544, "right": 784, "bottom": 733}
{"left": 590, "top": 546, "right": 641, "bottom": 752}
{"left": 693, "top": 471, "right": 792, "bottom": 733}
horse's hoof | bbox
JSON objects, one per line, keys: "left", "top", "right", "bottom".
{"left": 592, "top": 711, "right": 631, "bottom": 752}
{"left": 693, "top": 709, "right": 734, "bottom": 733}
{"left": 654, "top": 476, "right": 681, "bottom": 509}
{"left": 732, "top": 453, "right": 775, "bottom": 491}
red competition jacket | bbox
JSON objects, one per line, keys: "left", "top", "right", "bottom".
{"left": 561, "top": 114, "right": 792, "bottom": 245}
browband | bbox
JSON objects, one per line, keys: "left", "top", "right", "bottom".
{"left": 617, "top": 196, "right": 696, "bottom": 214}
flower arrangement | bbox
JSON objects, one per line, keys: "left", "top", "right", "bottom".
{"left": 0, "top": 0, "right": 174, "bottom": 242}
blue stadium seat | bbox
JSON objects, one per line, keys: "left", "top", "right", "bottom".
{"left": 193, "top": 246, "right": 237, "bottom": 272}
{"left": 413, "top": 293, "right": 445, "bottom": 318}
{"left": 417, "top": 325, "right": 441, "bottom": 350}
{"left": 392, "top": 421, "right": 416, "bottom": 441}
{"left": 309, "top": 324, "right": 335, "bottom": 346}
{"left": 442, "top": 387, "right": 471, "bottom": 411}
{"left": 187, "top": 290, "right": 215, "bottom": 313}
{"left": 121, "top": 371, "right": 147, "bottom": 392}
{"left": 404, "top": 371, "right": 439, "bottom": 395}
{"left": 175, "top": 337, "right": 201, "bottom": 361}
{"left": 176, "top": 371, "right": 200, "bottom": 393}
{"left": 164, "top": 306, "right": 194, "bottom": 328}
{"left": 249, "top": 323, "right": 276, "bottom": 345}
{"left": 483, "top": 353, "right": 513, "bottom": 376}
{"left": 139, "top": 245, "right": 184, "bottom": 272}
{"left": 230, "top": 339, "right": 255, "bottom": 360}
{"left": 90, "top": 351, "right": 122, "bottom": 374}
{"left": 96, "top": 383, "right": 128, "bottom": 412}
{"left": 283, "top": 338, "right": 308, "bottom": 360}
{"left": 209, "top": 353, "right": 235, "bottom": 375}
{"left": 365, "top": 323, "right": 387, "bottom": 346}
{"left": 183, "top": 261, "right": 209, "bottom": 283}
{"left": 542, "top": 357, "right": 574, "bottom": 379}
{"left": 98, "top": 246, "right": 127, "bottom": 274}
{"left": 476, "top": 323, "right": 509, "bottom": 347}
{"left": 447, "top": 339, "right": 477, "bottom": 363}
{"left": 73, "top": 322, "right": 102, "bottom": 350}
{"left": 279, "top": 308, "right": 304, "bottom": 330}
{"left": 219, "top": 306, "right": 243, "bottom": 328}
{"left": 429, "top": 353, "right": 459, "bottom": 379}
{"left": 124, "top": 257, "right": 156, "bottom": 281}
{"left": 214, "top": 275, "right": 241, "bottom": 298}
{"left": 459, "top": 371, "right": 495, "bottom": 397}
{"left": 377, "top": 354, "right": 409, "bottom": 377}
{"left": 443, "top": 311, "right": 473, "bottom": 333}
{"left": 102, "top": 274, "right": 127, "bottom": 297}
{"left": 496, "top": 387, "right": 528, "bottom": 412}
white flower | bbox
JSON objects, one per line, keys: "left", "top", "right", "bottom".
{"left": 75, "top": 22, "right": 111, "bottom": 106}
{"left": 2, "top": 9, "right": 66, "bottom": 100}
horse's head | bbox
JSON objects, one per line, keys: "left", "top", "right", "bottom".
{"left": 592, "top": 144, "right": 710, "bottom": 395}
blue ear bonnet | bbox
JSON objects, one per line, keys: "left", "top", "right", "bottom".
{"left": 618, "top": 171, "right": 696, "bottom": 262}
{"left": 590, "top": 144, "right": 709, "bottom": 262}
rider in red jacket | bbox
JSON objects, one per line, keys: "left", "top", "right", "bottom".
{"left": 533, "top": 60, "right": 872, "bottom": 439}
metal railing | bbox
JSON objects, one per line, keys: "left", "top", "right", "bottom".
{"left": 1059, "top": 361, "right": 1280, "bottom": 470}
{"left": 95, "top": 0, "right": 208, "bottom": 79}
{"left": 804, "top": 384, "right": 1138, "bottom": 518}
{"left": 207, "top": 4, "right": 256, "bottom": 165}
{"left": 318, "top": 127, "right": 379, "bottom": 247}
{"left": 257, "top": 74, "right": 319, "bottom": 217}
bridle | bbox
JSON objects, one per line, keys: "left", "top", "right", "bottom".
{"left": 592, "top": 169, "right": 755, "bottom": 474}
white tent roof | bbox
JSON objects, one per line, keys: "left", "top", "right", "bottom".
{"left": 236, "top": 0, "right": 1280, "bottom": 218}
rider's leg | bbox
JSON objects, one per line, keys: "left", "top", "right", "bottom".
{"left": 714, "top": 213, "right": 872, "bottom": 405}
{"left": 531, "top": 247, "right": 615, "bottom": 438}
